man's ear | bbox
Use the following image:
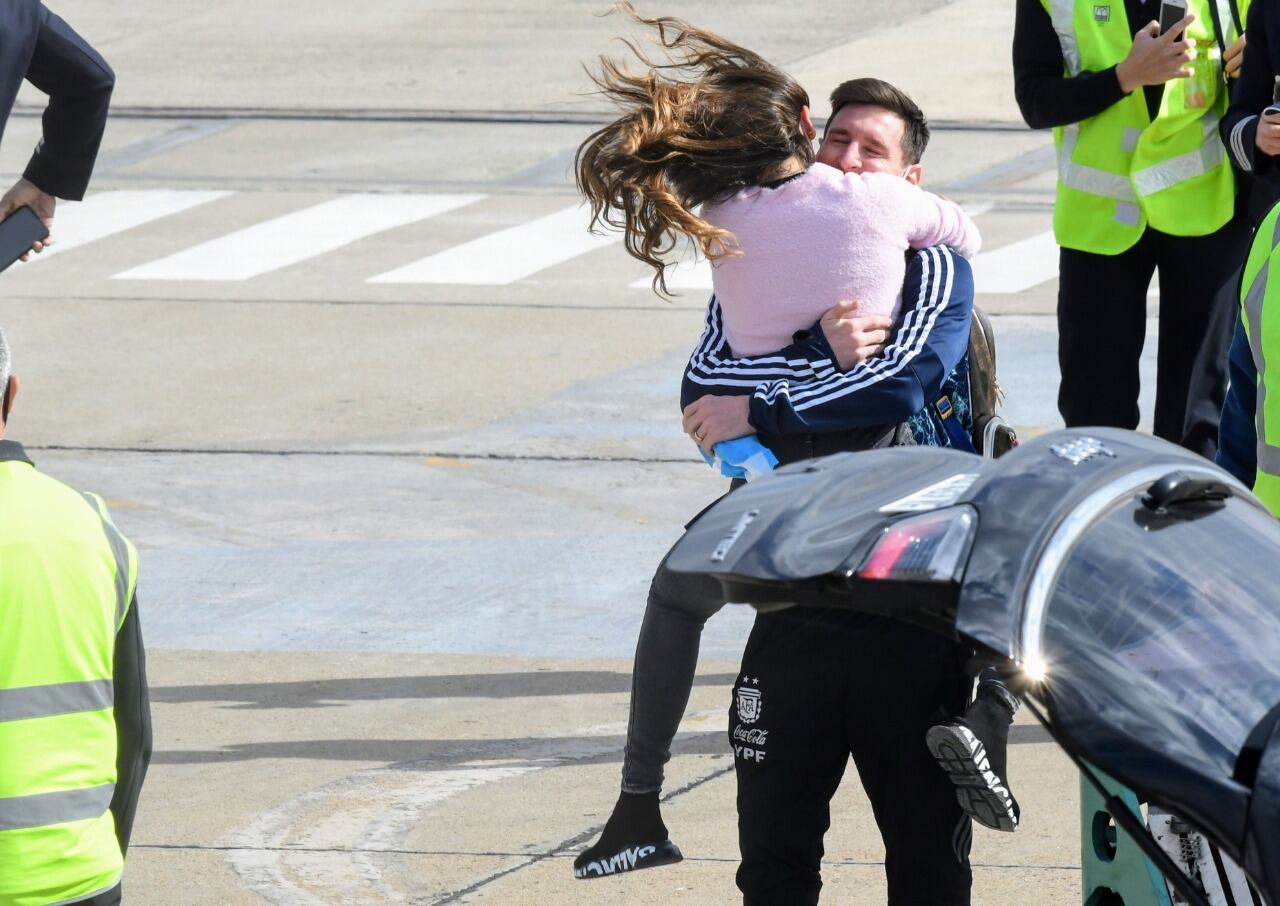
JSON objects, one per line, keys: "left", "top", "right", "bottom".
{"left": 799, "top": 105, "right": 817, "bottom": 142}
{"left": 2, "top": 375, "right": 18, "bottom": 425}
{"left": 903, "top": 163, "right": 923, "bottom": 186}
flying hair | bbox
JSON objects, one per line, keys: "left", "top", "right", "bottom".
{"left": 576, "top": 3, "right": 813, "bottom": 294}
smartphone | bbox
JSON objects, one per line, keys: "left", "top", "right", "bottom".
{"left": 1264, "top": 78, "right": 1280, "bottom": 120}
{"left": 1159, "top": 0, "right": 1188, "bottom": 39}
{"left": 0, "top": 206, "right": 49, "bottom": 274}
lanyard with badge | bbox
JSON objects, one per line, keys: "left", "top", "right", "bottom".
{"left": 1203, "top": 0, "right": 1245, "bottom": 85}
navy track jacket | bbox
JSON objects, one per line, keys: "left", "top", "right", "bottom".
{"left": 681, "top": 245, "right": 975, "bottom": 437}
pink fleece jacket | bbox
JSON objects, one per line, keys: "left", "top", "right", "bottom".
{"left": 701, "top": 163, "right": 981, "bottom": 356}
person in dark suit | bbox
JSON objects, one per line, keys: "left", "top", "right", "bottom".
{"left": 0, "top": 0, "right": 113, "bottom": 256}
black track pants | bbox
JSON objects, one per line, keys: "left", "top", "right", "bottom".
{"left": 1056, "top": 208, "right": 1250, "bottom": 459}
{"left": 731, "top": 609, "right": 972, "bottom": 906}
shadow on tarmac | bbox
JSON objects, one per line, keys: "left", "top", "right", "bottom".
{"left": 149, "top": 671, "right": 741, "bottom": 708}
{"left": 150, "top": 726, "right": 1051, "bottom": 766}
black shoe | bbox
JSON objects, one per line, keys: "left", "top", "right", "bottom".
{"left": 926, "top": 693, "right": 1021, "bottom": 832}
{"left": 573, "top": 791, "right": 684, "bottom": 879}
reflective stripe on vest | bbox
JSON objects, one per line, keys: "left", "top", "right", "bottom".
{"left": 81, "top": 491, "right": 132, "bottom": 627}
{"left": 1047, "top": 0, "right": 1081, "bottom": 76}
{"left": 1132, "top": 111, "right": 1224, "bottom": 197}
{"left": 1059, "top": 124, "right": 1137, "bottom": 201}
{"left": 1240, "top": 209, "right": 1280, "bottom": 498}
{"left": 0, "top": 784, "right": 115, "bottom": 833}
{"left": 0, "top": 464, "right": 136, "bottom": 904}
{"left": 0, "top": 680, "right": 114, "bottom": 724}
{"left": 1213, "top": 0, "right": 1239, "bottom": 44}
{"left": 1042, "top": 0, "right": 1234, "bottom": 253}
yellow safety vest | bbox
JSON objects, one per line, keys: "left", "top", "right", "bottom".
{"left": 1240, "top": 203, "right": 1280, "bottom": 516}
{"left": 1040, "top": 0, "right": 1238, "bottom": 255}
{"left": 0, "top": 445, "right": 138, "bottom": 906}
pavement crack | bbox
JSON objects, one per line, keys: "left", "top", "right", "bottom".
{"left": 31, "top": 444, "right": 695, "bottom": 465}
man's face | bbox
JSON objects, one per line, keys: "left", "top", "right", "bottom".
{"left": 817, "top": 103, "right": 922, "bottom": 185}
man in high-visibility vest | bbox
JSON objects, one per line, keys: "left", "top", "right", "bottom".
{"left": 1014, "top": 0, "right": 1251, "bottom": 458}
{"left": 1217, "top": 201, "right": 1280, "bottom": 514}
{"left": 0, "top": 327, "right": 152, "bottom": 906}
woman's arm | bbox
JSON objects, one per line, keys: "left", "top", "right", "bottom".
{"left": 895, "top": 179, "right": 981, "bottom": 260}
{"left": 1013, "top": 0, "right": 1131, "bottom": 129}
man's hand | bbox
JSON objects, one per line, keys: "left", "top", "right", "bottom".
{"left": 0, "top": 179, "right": 55, "bottom": 259}
{"left": 683, "top": 394, "right": 752, "bottom": 454}
{"left": 1224, "top": 33, "right": 1246, "bottom": 79}
{"left": 1115, "top": 16, "right": 1195, "bottom": 93}
{"left": 820, "top": 299, "right": 893, "bottom": 371}
{"left": 1258, "top": 111, "right": 1280, "bottom": 157}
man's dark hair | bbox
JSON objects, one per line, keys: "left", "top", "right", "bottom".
{"left": 825, "top": 78, "right": 930, "bottom": 165}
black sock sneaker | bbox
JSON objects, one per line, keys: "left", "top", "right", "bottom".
{"left": 926, "top": 689, "right": 1021, "bottom": 832}
{"left": 572, "top": 791, "right": 683, "bottom": 879}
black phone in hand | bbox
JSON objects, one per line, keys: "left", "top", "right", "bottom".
{"left": 1158, "top": 0, "right": 1188, "bottom": 40}
{"left": 0, "top": 206, "right": 50, "bottom": 274}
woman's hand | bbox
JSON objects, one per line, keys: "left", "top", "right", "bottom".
{"left": 682, "top": 395, "right": 752, "bottom": 454}
{"left": 820, "top": 299, "right": 893, "bottom": 370}
{"left": 1115, "top": 17, "right": 1195, "bottom": 93}
{"left": 1224, "top": 33, "right": 1246, "bottom": 79}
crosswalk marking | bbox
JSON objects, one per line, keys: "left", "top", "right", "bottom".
{"left": 628, "top": 206, "right": 1004, "bottom": 294}
{"left": 971, "top": 230, "right": 1059, "bottom": 294}
{"left": 8, "top": 187, "right": 1068, "bottom": 295}
{"left": 629, "top": 257, "right": 712, "bottom": 292}
{"left": 367, "top": 205, "right": 616, "bottom": 285}
{"left": 113, "top": 194, "right": 483, "bottom": 282}
{"left": 14, "top": 190, "right": 231, "bottom": 265}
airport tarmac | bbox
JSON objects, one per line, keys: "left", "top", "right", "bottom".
{"left": 0, "top": 1, "right": 1154, "bottom": 901}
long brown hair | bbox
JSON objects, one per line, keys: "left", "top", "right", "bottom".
{"left": 576, "top": 4, "right": 813, "bottom": 294}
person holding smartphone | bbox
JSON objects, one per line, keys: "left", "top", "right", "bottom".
{"left": 1014, "top": 0, "right": 1250, "bottom": 460}
{"left": 1212, "top": 2, "right": 1280, "bottom": 495}
{"left": 1219, "top": 1, "right": 1280, "bottom": 221}
{"left": 0, "top": 0, "right": 115, "bottom": 259}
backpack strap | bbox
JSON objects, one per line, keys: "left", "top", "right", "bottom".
{"left": 934, "top": 394, "right": 978, "bottom": 454}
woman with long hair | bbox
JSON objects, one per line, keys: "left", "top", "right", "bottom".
{"left": 577, "top": 7, "right": 977, "bottom": 350}
{"left": 573, "top": 8, "right": 982, "bottom": 903}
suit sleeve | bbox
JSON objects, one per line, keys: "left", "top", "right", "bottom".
{"left": 1217, "top": 316, "right": 1259, "bottom": 486}
{"left": 745, "top": 245, "right": 974, "bottom": 436}
{"left": 1222, "top": 0, "right": 1274, "bottom": 178}
{"left": 110, "top": 593, "right": 152, "bottom": 855}
{"left": 21, "top": 4, "right": 114, "bottom": 200}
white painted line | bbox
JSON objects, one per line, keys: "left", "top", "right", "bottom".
{"left": 225, "top": 760, "right": 544, "bottom": 904}
{"left": 14, "top": 190, "right": 231, "bottom": 265}
{"left": 368, "top": 204, "right": 615, "bottom": 285}
{"left": 628, "top": 257, "right": 712, "bottom": 292}
{"left": 629, "top": 204, "right": 994, "bottom": 294}
{"left": 114, "top": 194, "right": 483, "bottom": 281}
{"left": 972, "top": 230, "right": 1060, "bottom": 294}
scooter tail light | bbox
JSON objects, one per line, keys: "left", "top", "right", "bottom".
{"left": 858, "top": 506, "right": 977, "bottom": 583}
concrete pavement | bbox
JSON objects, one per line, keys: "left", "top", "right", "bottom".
{"left": 125, "top": 650, "right": 1078, "bottom": 905}
{"left": 0, "top": 0, "right": 1114, "bottom": 901}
